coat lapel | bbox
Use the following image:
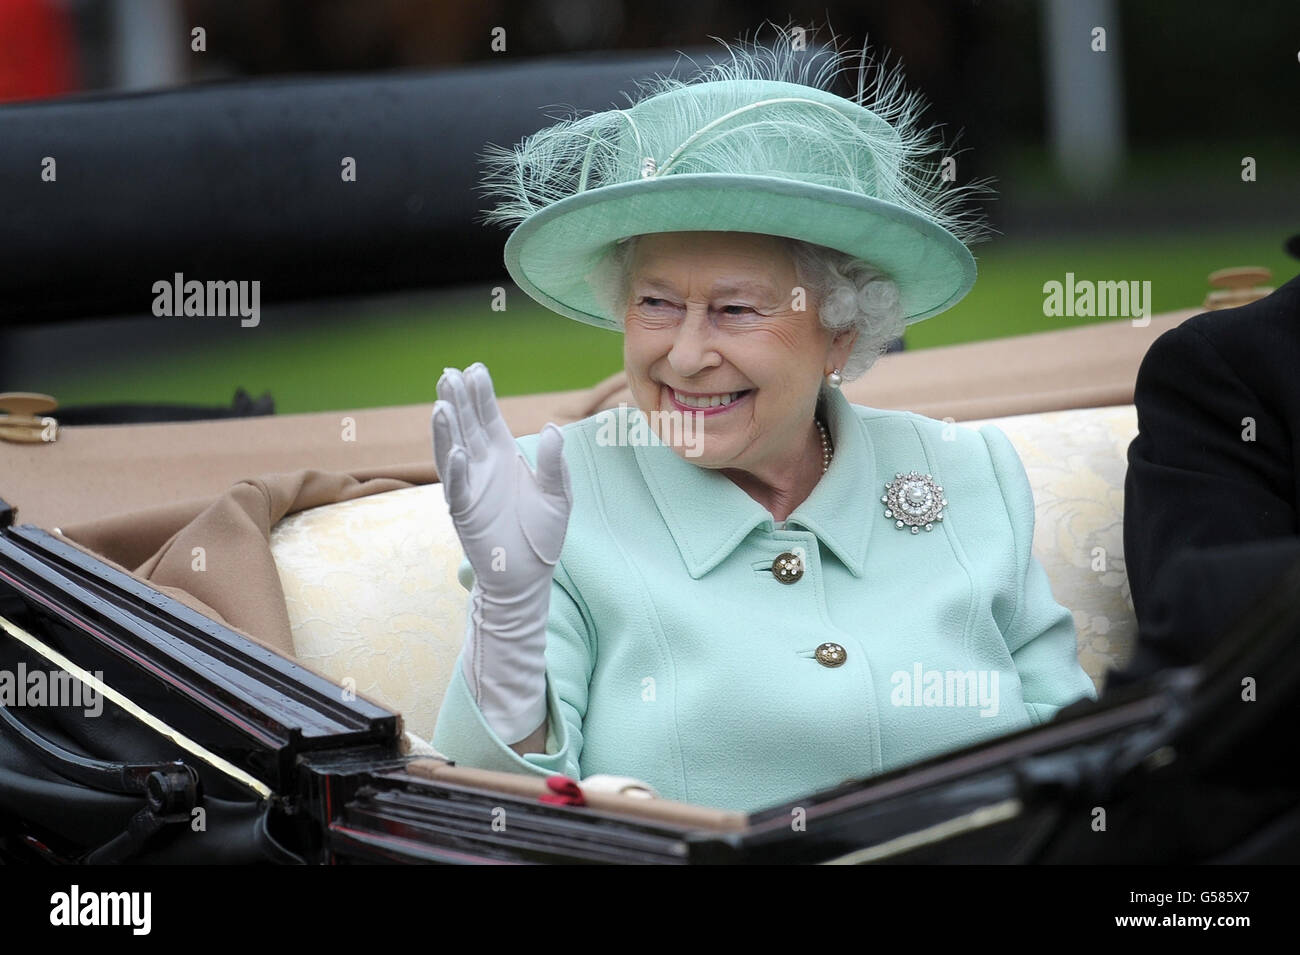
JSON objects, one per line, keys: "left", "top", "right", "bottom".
{"left": 630, "top": 387, "right": 876, "bottom": 579}
{"left": 783, "top": 387, "right": 875, "bottom": 577}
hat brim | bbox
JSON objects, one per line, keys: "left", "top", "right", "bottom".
{"left": 502, "top": 173, "right": 977, "bottom": 331}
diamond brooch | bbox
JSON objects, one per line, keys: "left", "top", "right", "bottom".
{"left": 882, "top": 471, "right": 947, "bottom": 534}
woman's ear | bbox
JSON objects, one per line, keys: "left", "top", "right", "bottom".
{"left": 830, "top": 326, "right": 859, "bottom": 370}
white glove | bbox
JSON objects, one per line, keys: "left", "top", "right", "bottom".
{"left": 580, "top": 775, "right": 660, "bottom": 799}
{"left": 431, "top": 363, "right": 573, "bottom": 744}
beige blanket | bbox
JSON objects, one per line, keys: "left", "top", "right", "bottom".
{"left": 22, "top": 309, "right": 1195, "bottom": 660}
{"left": 58, "top": 466, "right": 436, "bottom": 657}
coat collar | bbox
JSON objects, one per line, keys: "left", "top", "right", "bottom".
{"left": 630, "top": 386, "right": 876, "bottom": 579}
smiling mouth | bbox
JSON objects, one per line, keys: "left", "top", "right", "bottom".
{"left": 666, "top": 387, "right": 753, "bottom": 411}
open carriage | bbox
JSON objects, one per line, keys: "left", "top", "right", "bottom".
{"left": 1, "top": 51, "right": 1297, "bottom": 865}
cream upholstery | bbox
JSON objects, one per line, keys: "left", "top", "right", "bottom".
{"left": 963, "top": 405, "right": 1138, "bottom": 685}
{"left": 269, "top": 404, "right": 1139, "bottom": 744}
{"left": 271, "top": 484, "right": 467, "bottom": 745}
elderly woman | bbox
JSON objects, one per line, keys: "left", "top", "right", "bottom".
{"left": 431, "top": 37, "right": 1096, "bottom": 812}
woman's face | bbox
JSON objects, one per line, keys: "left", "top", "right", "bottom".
{"left": 622, "top": 231, "right": 856, "bottom": 473}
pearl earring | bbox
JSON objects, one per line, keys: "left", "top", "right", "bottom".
{"left": 826, "top": 368, "right": 843, "bottom": 389}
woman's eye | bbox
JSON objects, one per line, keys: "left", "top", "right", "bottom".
{"left": 719, "top": 304, "right": 755, "bottom": 315}
{"left": 639, "top": 297, "right": 673, "bottom": 309}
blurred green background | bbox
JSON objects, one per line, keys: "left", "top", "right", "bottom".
{"left": 4, "top": 0, "right": 1298, "bottom": 415}
{"left": 29, "top": 223, "right": 1298, "bottom": 414}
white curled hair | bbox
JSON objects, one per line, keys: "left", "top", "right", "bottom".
{"left": 593, "top": 233, "right": 906, "bottom": 386}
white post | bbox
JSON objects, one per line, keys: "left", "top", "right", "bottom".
{"left": 1042, "top": 0, "right": 1127, "bottom": 193}
{"left": 111, "top": 0, "right": 183, "bottom": 91}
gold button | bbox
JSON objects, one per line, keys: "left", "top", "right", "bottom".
{"left": 815, "top": 642, "right": 847, "bottom": 667}
{"left": 771, "top": 551, "right": 803, "bottom": 584}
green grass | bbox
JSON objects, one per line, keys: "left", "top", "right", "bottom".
{"left": 41, "top": 291, "right": 627, "bottom": 413}
{"left": 906, "top": 226, "right": 1297, "bottom": 349}
{"left": 35, "top": 227, "right": 1297, "bottom": 413}
{"left": 993, "top": 138, "right": 1300, "bottom": 196}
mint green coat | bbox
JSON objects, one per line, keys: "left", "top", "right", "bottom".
{"left": 433, "top": 387, "right": 1097, "bottom": 812}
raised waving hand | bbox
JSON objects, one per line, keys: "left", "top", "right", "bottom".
{"left": 432, "top": 362, "right": 572, "bottom": 745}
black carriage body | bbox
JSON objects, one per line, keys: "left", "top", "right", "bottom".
{"left": 3, "top": 509, "right": 1299, "bottom": 864}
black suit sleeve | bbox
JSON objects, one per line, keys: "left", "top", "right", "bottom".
{"left": 1112, "top": 538, "right": 1300, "bottom": 684}
{"left": 1116, "top": 320, "right": 1298, "bottom": 684}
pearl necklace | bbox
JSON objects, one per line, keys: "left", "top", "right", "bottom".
{"left": 814, "top": 416, "right": 833, "bottom": 474}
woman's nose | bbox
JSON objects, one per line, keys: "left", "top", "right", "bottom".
{"left": 666, "top": 306, "right": 720, "bottom": 376}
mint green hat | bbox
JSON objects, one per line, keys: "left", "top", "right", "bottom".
{"left": 479, "top": 38, "right": 989, "bottom": 331}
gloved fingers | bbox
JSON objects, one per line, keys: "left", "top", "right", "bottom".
{"left": 534, "top": 422, "right": 572, "bottom": 508}
{"left": 431, "top": 399, "right": 459, "bottom": 487}
{"left": 437, "top": 367, "right": 485, "bottom": 457}
{"left": 434, "top": 366, "right": 461, "bottom": 406}
{"left": 433, "top": 395, "right": 477, "bottom": 518}
{"left": 518, "top": 425, "right": 572, "bottom": 565}
{"left": 465, "top": 362, "right": 513, "bottom": 446}
{"left": 443, "top": 446, "right": 472, "bottom": 517}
